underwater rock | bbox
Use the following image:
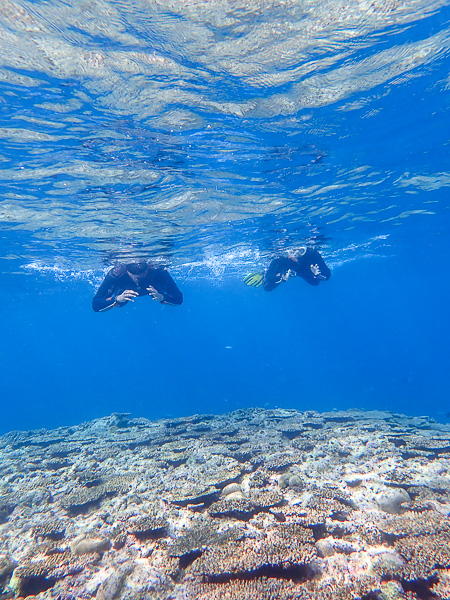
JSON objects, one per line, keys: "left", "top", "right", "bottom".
{"left": 278, "top": 473, "right": 291, "bottom": 489}
{"left": 376, "top": 488, "right": 411, "bottom": 514}
{"left": 289, "top": 475, "right": 303, "bottom": 488}
{"left": 220, "top": 483, "right": 241, "bottom": 497}
{"left": 277, "top": 472, "right": 304, "bottom": 489}
{"left": 71, "top": 534, "right": 111, "bottom": 556}
{"left": 96, "top": 561, "right": 135, "bottom": 600}
{"left": 224, "top": 491, "right": 245, "bottom": 501}
{"left": 316, "top": 536, "right": 360, "bottom": 557}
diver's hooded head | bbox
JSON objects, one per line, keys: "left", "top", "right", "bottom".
{"left": 288, "top": 247, "right": 307, "bottom": 262}
{"left": 126, "top": 261, "right": 149, "bottom": 275}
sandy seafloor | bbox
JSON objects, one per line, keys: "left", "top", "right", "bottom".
{"left": 0, "top": 409, "right": 449, "bottom": 600}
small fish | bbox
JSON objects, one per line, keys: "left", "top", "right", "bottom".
{"left": 224, "top": 346, "right": 233, "bottom": 349}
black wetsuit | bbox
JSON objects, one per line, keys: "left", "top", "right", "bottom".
{"left": 92, "top": 265, "right": 183, "bottom": 312}
{"left": 263, "top": 248, "right": 331, "bottom": 291}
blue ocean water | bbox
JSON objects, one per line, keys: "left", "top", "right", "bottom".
{"left": 0, "top": 0, "right": 448, "bottom": 433}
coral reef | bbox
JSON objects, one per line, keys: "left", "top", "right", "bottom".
{"left": 0, "top": 408, "right": 449, "bottom": 599}
{"left": 127, "top": 515, "right": 169, "bottom": 540}
{"left": 32, "top": 520, "right": 66, "bottom": 541}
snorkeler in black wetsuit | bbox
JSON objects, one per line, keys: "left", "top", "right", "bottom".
{"left": 263, "top": 247, "right": 331, "bottom": 291}
{"left": 92, "top": 262, "right": 183, "bottom": 312}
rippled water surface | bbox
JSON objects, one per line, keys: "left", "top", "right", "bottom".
{"left": 0, "top": 0, "right": 448, "bottom": 276}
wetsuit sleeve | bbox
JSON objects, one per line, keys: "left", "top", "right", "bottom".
{"left": 92, "top": 270, "right": 124, "bottom": 312}
{"left": 297, "top": 248, "right": 331, "bottom": 286}
{"left": 153, "top": 269, "right": 183, "bottom": 305}
{"left": 262, "top": 257, "right": 293, "bottom": 292}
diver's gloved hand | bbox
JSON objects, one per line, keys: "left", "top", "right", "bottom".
{"left": 147, "top": 285, "right": 164, "bottom": 302}
{"left": 116, "top": 289, "right": 139, "bottom": 304}
{"left": 311, "top": 264, "right": 327, "bottom": 280}
{"left": 281, "top": 269, "right": 296, "bottom": 281}
{"left": 243, "top": 272, "right": 264, "bottom": 287}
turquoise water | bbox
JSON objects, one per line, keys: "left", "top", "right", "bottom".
{"left": 0, "top": 0, "right": 449, "bottom": 432}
